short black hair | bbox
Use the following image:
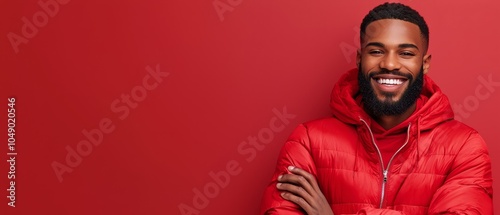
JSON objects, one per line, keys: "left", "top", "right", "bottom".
{"left": 360, "top": 2, "right": 429, "bottom": 48}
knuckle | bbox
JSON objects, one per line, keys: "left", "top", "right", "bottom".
{"left": 297, "top": 197, "right": 306, "bottom": 205}
{"left": 279, "top": 183, "right": 290, "bottom": 190}
{"left": 303, "top": 172, "right": 312, "bottom": 178}
{"left": 296, "top": 186, "right": 305, "bottom": 194}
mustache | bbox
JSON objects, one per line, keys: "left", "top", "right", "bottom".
{"left": 368, "top": 69, "right": 413, "bottom": 80}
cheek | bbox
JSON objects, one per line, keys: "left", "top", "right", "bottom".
{"left": 360, "top": 57, "right": 380, "bottom": 72}
{"left": 400, "top": 60, "right": 423, "bottom": 77}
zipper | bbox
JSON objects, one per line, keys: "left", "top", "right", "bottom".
{"left": 380, "top": 170, "right": 388, "bottom": 207}
{"left": 360, "top": 119, "right": 412, "bottom": 208}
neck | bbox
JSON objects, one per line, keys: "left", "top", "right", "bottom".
{"left": 373, "top": 103, "right": 417, "bottom": 130}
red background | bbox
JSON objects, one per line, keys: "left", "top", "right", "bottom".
{"left": 1, "top": 0, "right": 499, "bottom": 214}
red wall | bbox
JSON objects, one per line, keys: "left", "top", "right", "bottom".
{"left": 1, "top": 0, "right": 499, "bottom": 214}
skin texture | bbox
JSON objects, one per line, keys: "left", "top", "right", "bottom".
{"left": 278, "top": 19, "right": 432, "bottom": 214}
{"left": 277, "top": 166, "right": 333, "bottom": 215}
{"left": 357, "top": 19, "right": 431, "bottom": 130}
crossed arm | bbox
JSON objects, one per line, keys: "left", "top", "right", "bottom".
{"left": 276, "top": 165, "right": 334, "bottom": 215}
{"left": 261, "top": 125, "right": 493, "bottom": 215}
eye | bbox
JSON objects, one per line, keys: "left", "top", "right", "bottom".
{"left": 369, "top": 50, "right": 383, "bottom": 55}
{"left": 400, "top": 51, "right": 416, "bottom": 57}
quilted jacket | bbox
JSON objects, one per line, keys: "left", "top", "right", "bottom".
{"left": 260, "top": 68, "right": 493, "bottom": 214}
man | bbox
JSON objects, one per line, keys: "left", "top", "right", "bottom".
{"left": 260, "top": 2, "right": 493, "bottom": 215}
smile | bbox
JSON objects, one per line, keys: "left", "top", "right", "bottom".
{"left": 371, "top": 75, "right": 409, "bottom": 93}
{"left": 376, "top": 78, "right": 404, "bottom": 85}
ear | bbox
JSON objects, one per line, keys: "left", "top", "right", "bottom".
{"left": 356, "top": 49, "right": 361, "bottom": 68}
{"left": 423, "top": 54, "right": 432, "bottom": 74}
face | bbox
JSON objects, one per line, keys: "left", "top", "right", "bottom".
{"left": 356, "top": 19, "right": 431, "bottom": 117}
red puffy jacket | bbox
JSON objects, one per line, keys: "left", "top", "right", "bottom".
{"left": 260, "top": 68, "right": 493, "bottom": 214}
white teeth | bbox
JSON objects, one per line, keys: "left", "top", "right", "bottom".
{"left": 377, "top": 78, "right": 403, "bottom": 85}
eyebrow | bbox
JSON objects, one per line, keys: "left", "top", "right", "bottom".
{"left": 365, "top": 42, "right": 419, "bottom": 50}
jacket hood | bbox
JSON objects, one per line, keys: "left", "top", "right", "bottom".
{"left": 330, "top": 68, "right": 455, "bottom": 132}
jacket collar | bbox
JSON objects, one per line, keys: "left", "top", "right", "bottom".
{"left": 330, "top": 68, "right": 455, "bottom": 134}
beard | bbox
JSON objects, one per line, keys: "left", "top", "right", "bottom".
{"left": 358, "top": 65, "right": 424, "bottom": 118}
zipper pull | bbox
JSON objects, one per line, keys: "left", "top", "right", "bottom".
{"left": 383, "top": 170, "right": 388, "bottom": 182}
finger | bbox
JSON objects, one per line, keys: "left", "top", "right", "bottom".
{"left": 287, "top": 166, "right": 322, "bottom": 194}
{"left": 277, "top": 174, "right": 318, "bottom": 209}
{"left": 280, "top": 191, "right": 314, "bottom": 213}
{"left": 277, "top": 173, "right": 316, "bottom": 199}
{"left": 276, "top": 180, "right": 315, "bottom": 206}
{"left": 278, "top": 166, "right": 325, "bottom": 206}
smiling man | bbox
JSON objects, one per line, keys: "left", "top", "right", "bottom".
{"left": 260, "top": 3, "right": 493, "bottom": 215}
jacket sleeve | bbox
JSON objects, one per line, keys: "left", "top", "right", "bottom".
{"left": 260, "top": 124, "right": 318, "bottom": 215}
{"left": 356, "top": 131, "right": 493, "bottom": 215}
{"left": 427, "top": 131, "right": 493, "bottom": 214}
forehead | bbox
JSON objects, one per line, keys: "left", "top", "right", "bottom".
{"left": 363, "top": 19, "right": 424, "bottom": 48}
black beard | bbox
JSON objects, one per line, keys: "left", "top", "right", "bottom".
{"left": 358, "top": 66, "right": 424, "bottom": 118}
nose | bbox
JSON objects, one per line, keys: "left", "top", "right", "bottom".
{"left": 379, "top": 52, "right": 401, "bottom": 71}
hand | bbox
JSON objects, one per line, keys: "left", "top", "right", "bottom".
{"left": 276, "top": 166, "right": 334, "bottom": 215}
